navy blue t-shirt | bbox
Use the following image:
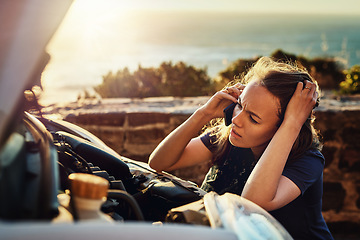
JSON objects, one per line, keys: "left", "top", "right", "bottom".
{"left": 200, "top": 133, "right": 333, "bottom": 240}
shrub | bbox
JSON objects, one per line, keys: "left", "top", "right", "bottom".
{"left": 216, "top": 58, "right": 257, "bottom": 89}
{"left": 218, "top": 49, "right": 346, "bottom": 90}
{"left": 94, "top": 49, "right": 349, "bottom": 98}
{"left": 94, "top": 62, "right": 215, "bottom": 98}
{"left": 339, "top": 65, "right": 360, "bottom": 94}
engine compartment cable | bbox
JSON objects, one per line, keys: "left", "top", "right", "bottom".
{"left": 107, "top": 190, "right": 144, "bottom": 221}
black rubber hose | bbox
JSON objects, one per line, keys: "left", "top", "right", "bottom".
{"left": 107, "top": 190, "right": 144, "bottom": 221}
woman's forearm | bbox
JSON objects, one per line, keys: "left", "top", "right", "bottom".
{"left": 148, "top": 109, "right": 212, "bottom": 171}
{"left": 241, "top": 121, "right": 301, "bottom": 210}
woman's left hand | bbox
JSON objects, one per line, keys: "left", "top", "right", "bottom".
{"left": 283, "top": 80, "right": 318, "bottom": 130}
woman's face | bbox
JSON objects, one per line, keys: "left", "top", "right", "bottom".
{"left": 229, "top": 81, "right": 280, "bottom": 157}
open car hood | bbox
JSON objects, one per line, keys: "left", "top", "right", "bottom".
{"left": 0, "top": 0, "right": 73, "bottom": 147}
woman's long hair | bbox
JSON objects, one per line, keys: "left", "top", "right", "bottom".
{"left": 205, "top": 56, "right": 322, "bottom": 164}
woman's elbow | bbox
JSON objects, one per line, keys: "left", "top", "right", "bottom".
{"left": 249, "top": 197, "right": 289, "bottom": 212}
{"left": 148, "top": 155, "right": 158, "bottom": 170}
{"left": 241, "top": 195, "right": 279, "bottom": 212}
{"left": 148, "top": 162, "right": 162, "bottom": 172}
{"left": 148, "top": 154, "right": 165, "bottom": 172}
{"left": 257, "top": 201, "right": 279, "bottom": 212}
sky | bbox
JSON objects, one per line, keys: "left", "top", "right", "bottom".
{"left": 69, "top": 0, "right": 360, "bottom": 15}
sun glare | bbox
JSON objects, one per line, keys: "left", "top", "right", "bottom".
{"left": 41, "top": 0, "right": 144, "bottom": 104}
{"left": 48, "top": 0, "right": 131, "bottom": 53}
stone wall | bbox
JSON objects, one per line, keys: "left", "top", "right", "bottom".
{"left": 45, "top": 95, "right": 360, "bottom": 237}
{"left": 314, "top": 109, "right": 360, "bottom": 237}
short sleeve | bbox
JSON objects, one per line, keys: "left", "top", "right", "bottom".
{"left": 200, "top": 131, "right": 218, "bottom": 153}
{"left": 282, "top": 149, "right": 325, "bottom": 195}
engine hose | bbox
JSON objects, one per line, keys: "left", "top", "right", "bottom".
{"left": 107, "top": 190, "right": 144, "bottom": 221}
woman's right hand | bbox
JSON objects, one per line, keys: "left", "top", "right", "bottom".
{"left": 199, "top": 83, "right": 245, "bottom": 120}
{"left": 149, "top": 82, "right": 244, "bottom": 172}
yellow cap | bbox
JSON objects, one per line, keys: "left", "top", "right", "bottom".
{"left": 68, "top": 173, "right": 109, "bottom": 200}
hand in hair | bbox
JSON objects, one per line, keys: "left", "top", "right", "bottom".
{"left": 283, "top": 80, "right": 318, "bottom": 131}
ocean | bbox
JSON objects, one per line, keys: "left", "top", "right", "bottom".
{"left": 41, "top": 11, "right": 360, "bottom": 105}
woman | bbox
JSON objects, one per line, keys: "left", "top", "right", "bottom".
{"left": 148, "top": 57, "right": 333, "bottom": 239}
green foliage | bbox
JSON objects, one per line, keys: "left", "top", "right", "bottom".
{"left": 218, "top": 49, "right": 346, "bottom": 90}
{"left": 94, "top": 49, "right": 352, "bottom": 98}
{"left": 271, "top": 49, "right": 299, "bottom": 63}
{"left": 217, "top": 49, "right": 303, "bottom": 87}
{"left": 216, "top": 58, "right": 257, "bottom": 89}
{"left": 339, "top": 65, "right": 360, "bottom": 94}
{"left": 94, "top": 62, "right": 215, "bottom": 98}
{"left": 94, "top": 68, "right": 140, "bottom": 98}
